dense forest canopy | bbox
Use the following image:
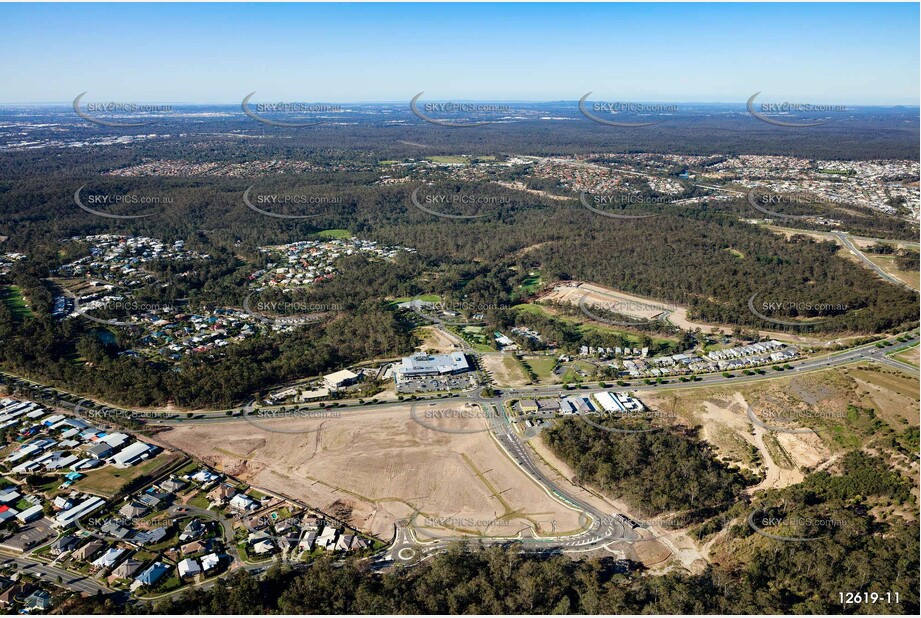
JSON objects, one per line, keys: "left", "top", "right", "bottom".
{"left": 1, "top": 105, "right": 917, "bottom": 406}
{"left": 64, "top": 450, "right": 918, "bottom": 615}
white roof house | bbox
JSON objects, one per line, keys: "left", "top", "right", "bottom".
{"left": 55, "top": 496, "right": 105, "bottom": 528}
{"left": 323, "top": 369, "right": 359, "bottom": 390}
{"left": 200, "top": 553, "right": 220, "bottom": 571}
{"left": 178, "top": 558, "right": 202, "bottom": 578}
{"left": 15, "top": 504, "right": 44, "bottom": 523}
{"left": 229, "top": 493, "right": 259, "bottom": 512}
{"left": 110, "top": 441, "right": 155, "bottom": 467}
{"left": 92, "top": 547, "right": 126, "bottom": 570}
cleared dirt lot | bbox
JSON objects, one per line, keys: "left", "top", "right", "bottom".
{"left": 417, "top": 325, "right": 461, "bottom": 354}
{"left": 541, "top": 281, "right": 828, "bottom": 345}
{"left": 864, "top": 254, "right": 920, "bottom": 290}
{"left": 892, "top": 345, "right": 920, "bottom": 368}
{"left": 849, "top": 365, "right": 920, "bottom": 426}
{"left": 542, "top": 282, "right": 673, "bottom": 322}
{"left": 158, "top": 402, "right": 581, "bottom": 540}
{"left": 643, "top": 364, "right": 919, "bottom": 480}
{"left": 480, "top": 353, "right": 530, "bottom": 387}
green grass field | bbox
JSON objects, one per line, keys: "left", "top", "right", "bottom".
{"left": 451, "top": 325, "right": 493, "bottom": 352}
{"left": 188, "top": 492, "right": 212, "bottom": 510}
{"left": 428, "top": 155, "right": 468, "bottom": 165}
{"left": 316, "top": 229, "right": 351, "bottom": 239}
{"left": 71, "top": 452, "right": 181, "bottom": 497}
{"left": 389, "top": 294, "right": 441, "bottom": 307}
{"left": 521, "top": 355, "right": 558, "bottom": 382}
{"left": 512, "top": 303, "right": 545, "bottom": 316}
{"left": 517, "top": 273, "right": 542, "bottom": 295}
{"left": 889, "top": 342, "right": 919, "bottom": 368}
{"left": 1, "top": 285, "right": 33, "bottom": 320}
{"left": 512, "top": 303, "right": 677, "bottom": 344}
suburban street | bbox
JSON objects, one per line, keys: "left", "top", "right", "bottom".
{"left": 0, "top": 554, "right": 114, "bottom": 597}
{"left": 1, "top": 331, "right": 917, "bottom": 571}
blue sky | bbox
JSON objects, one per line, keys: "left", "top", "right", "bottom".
{"left": 1, "top": 2, "right": 918, "bottom": 104}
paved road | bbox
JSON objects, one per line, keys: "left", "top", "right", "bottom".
{"left": 833, "top": 231, "right": 917, "bottom": 290}
{"left": 5, "top": 332, "right": 916, "bottom": 426}
{"left": 2, "top": 332, "right": 917, "bottom": 569}
{"left": 375, "top": 395, "right": 628, "bottom": 568}
{"left": 0, "top": 554, "right": 114, "bottom": 596}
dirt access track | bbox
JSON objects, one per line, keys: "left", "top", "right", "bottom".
{"left": 539, "top": 280, "right": 841, "bottom": 345}
{"left": 158, "top": 401, "right": 582, "bottom": 541}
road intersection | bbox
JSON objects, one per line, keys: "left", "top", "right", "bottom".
{"left": 1, "top": 331, "right": 917, "bottom": 572}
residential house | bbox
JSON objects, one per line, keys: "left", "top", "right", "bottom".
{"left": 134, "top": 562, "right": 171, "bottom": 589}
{"left": 49, "top": 535, "right": 78, "bottom": 555}
{"left": 207, "top": 484, "right": 236, "bottom": 504}
{"left": 118, "top": 502, "right": 148, "bottom": 519}
{"left": 229, "top": 493, "right": 259, "bottom": 512}
{"left": 72, "top": 540, "right": 105, "bottom": 561}
{"left": 92, "top": 547, "right": 126, "bottom": 571}
{"left": 112, "top": 558, "right": 142, "bottom": 579}
{"left": 177, "top": 558, "right": 201, "bottom": 578}
{"left": 23, "top": 589, "right": 52, "bottom": 611}
{"left": 179, "top": 519, "right": 206, "bottom": 542}
{"left": 200, "top": 553, "right": 220, "bottom": 572}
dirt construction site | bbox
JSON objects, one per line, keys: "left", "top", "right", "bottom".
{"left": 539, "top": 280, "right": 843, "bottom": 345}
{"left": 641, "top": 363, "right": 919, "bottom": 491}
{"left": 158, "top": 401, "right": 583, "bottom": 541}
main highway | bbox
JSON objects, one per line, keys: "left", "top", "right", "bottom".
{"left": 1, "top": 331, "right": 917, "bottom": 569}
{"left": 833, "top": 231, "right": 919, "bottom": 291}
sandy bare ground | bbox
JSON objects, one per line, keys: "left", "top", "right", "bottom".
{"left": 542, "top": 283, "right": 672, "bottom": 321}
{"left": 480, "top": 353, "right": 530, "bottom": 387}
{"left": 493, "top": 181, "right": 573, "bottom": 202}
{"left": 541, "top": 281, "right": 830, "bottom": 345}
{"left": 850, "top": 367, "right": 920, "bottom": 426}
{"left": 417, "top": 326, "right": 461, "bottom": 354}
{"left": 864, "top": 255, "right": 920, "bottom": 290}
{"left": 158, "top": 402, "right": 582, "bottom": 540}
{"left": 892, "top": 345, "right": 920, "bottom": 367}
{"left": 644, "top": 389, "right": 825, "bottom": 492}
{"left": 679, "top": 391, "right": 805, "bottom": 491}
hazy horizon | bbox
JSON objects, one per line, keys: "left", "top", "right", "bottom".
{"left": 1, "top": 2, "right": 918, "bottom": 106}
